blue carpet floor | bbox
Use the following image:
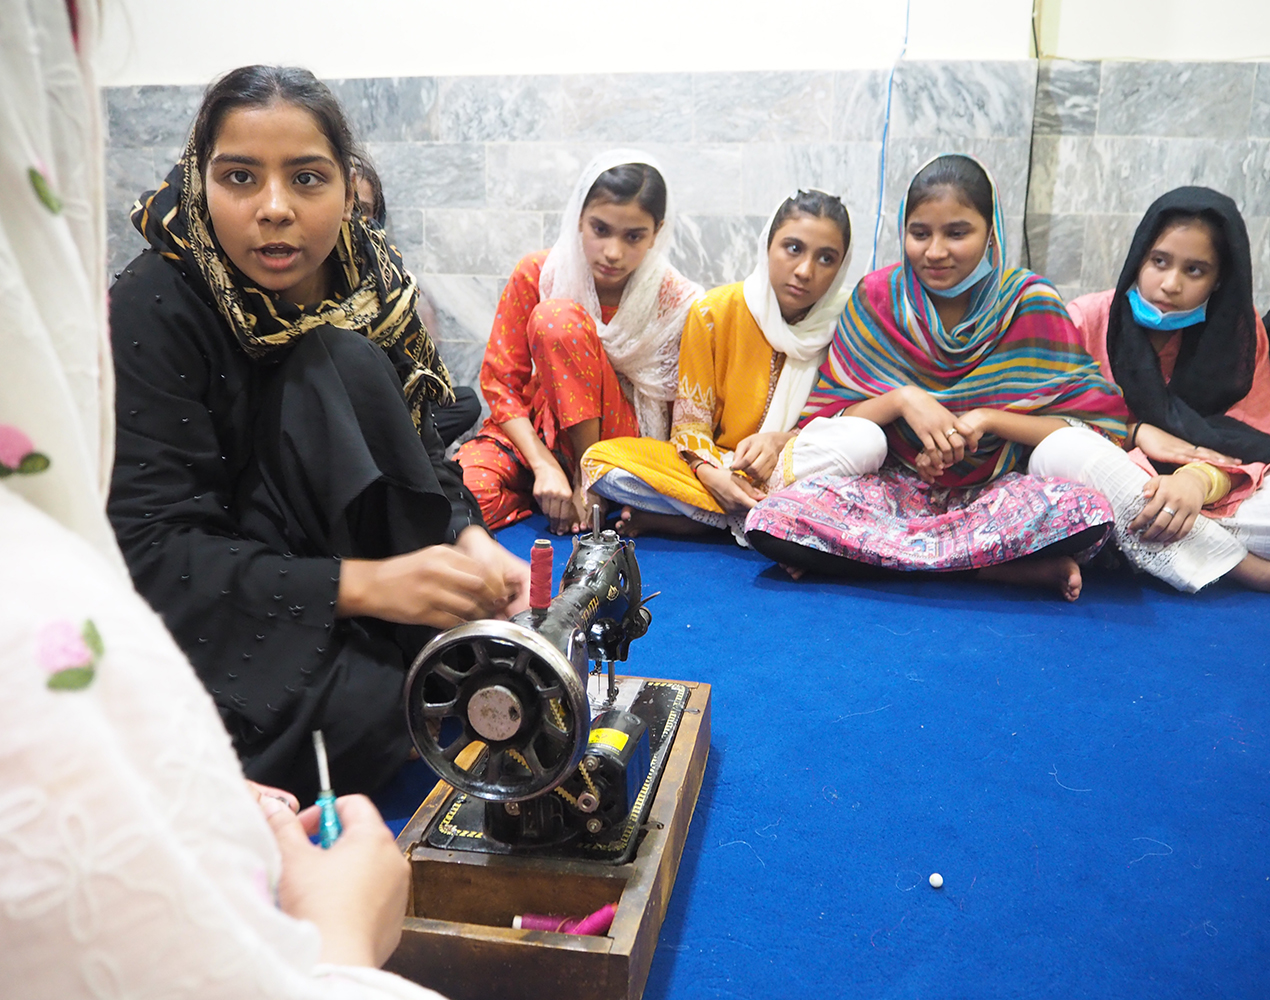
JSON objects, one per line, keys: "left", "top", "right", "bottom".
{"left": 375, "top": 514, "right": 1270, "bottom": 1000}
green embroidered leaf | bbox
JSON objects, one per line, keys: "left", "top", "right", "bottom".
{"left": 47, "top": 667, "right": 95, "bottom": 691}
{"left": 28, "top": 168, "right": 63, "bottom": 214}
{"left": 17, "top": 453, "right": 50, "bottom": 475}
{"left": 81, "top": 619, "right": 104, "bottom": 660}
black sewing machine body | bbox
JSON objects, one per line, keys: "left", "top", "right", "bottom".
{"left": 403, "top": 528, "right": 688, "bottom": 863}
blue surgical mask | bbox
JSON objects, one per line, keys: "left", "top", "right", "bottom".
{"left": 922, "top": 249, "right": 995, "bottom": 299}
{"left": 1127, "top": 286, "right": 1208, "bottom": 330}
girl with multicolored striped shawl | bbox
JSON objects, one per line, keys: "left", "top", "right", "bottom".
{"left": 745, "top": 155, "right": 1130, "bottom": 600}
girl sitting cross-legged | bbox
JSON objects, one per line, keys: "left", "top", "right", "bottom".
{"left": 455, "top": 150, "right": 703, "bottom": 534}
{"left": 1056, "top": 186, "right": 1270, "bottom": 592}
{"left": 581, "top": 190, "right": 852, "bottom": 542}
{"left": 745, "top": 154, "right": 1130, "bottom": 601}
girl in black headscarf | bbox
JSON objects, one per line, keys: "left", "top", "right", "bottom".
{"left": 109, "top": 66, "right": 529, "bottom": 799}
{"left": 1045, "top": 186, "right": 1270, "bottom": 592}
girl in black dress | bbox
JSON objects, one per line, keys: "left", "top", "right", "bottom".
{"left": 109, "top": 65, "right": 528, "bottom": 800}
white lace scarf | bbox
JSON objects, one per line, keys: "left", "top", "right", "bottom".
{"left": 538, "top": 148, "right": 702, "bottom": 440}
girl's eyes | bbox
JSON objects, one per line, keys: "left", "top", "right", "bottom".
{"left": 220, "top": 169, "right": 327, "bottom": 187}
{"left": 782, "top": 240, "right": 805, "bottom": 255}
{"left": 625, "top": 231, "right": 648, "bottom": 244}
{"left": 817, "top": 251, "right": 838, "bottom": 266}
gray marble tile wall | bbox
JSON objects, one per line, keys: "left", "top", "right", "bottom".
{"left": 1026, "top": 59, "right": 1270, "bottom": 307}
{"left": 104, "top": 60, "right": 1270, "bottom": 407}
{"left": 103, "top": 61, "right": 1038, "bottom": 401}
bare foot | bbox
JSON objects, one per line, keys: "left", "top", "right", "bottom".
{"left": 1228, "top": 553, "right": 1270, "bottom": 592}
{"left": 614, "top": 506, "right": 710, "bottom": 538}
{"left": 978, "top": 556, "right": 1083, "bottom": 602}
{"left": 779, "top": 563, "right": 806, "bottom": 581}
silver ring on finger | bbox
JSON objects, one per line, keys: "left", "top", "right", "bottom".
{"left": 1161, "top": 506, "right": 1177, "bottom": 517}
{"left": 945, "top": 428, "right": 959, "bottom": 437}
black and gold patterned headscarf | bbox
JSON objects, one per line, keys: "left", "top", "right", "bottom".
{"left": 131, "top": 137, "right": 455, "bottom": 421}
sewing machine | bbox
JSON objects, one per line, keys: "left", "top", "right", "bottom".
{"left": 387, "top": 512, "right": 711, "bottom": 1000}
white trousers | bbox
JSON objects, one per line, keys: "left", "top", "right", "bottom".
{"left": 1028, "top": 426, "right": 1263, "bottom": 592}
{"left": 781, "top": 417, "right": 890, "bottom": 485}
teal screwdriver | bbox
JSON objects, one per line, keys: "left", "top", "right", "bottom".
{"left": 311, "top": 729, "right": 342, "bottom": 849}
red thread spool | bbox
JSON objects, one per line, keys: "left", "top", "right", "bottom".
{"left": 529, "top": 539, "right": 553, "bottom": 611}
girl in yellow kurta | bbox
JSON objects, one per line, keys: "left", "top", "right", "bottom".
{"left": 582, "top": 191, "right": 853, "bottom": 540}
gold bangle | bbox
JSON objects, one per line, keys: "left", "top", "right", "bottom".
{"left": 1178, "top": 462, "right": 1231, "bottom": 506}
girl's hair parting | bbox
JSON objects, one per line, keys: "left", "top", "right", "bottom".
{"left": 192, "top": 65, "right": 360, "bottom": 187}
{"left": 1148, "top": 209, "right": 1229, "bottom": 279}
{"left": 904, "top": 154, "right": 993, "bottom": 225}
{"left": 351, "top": 152, "right": 387, "bottom": 227}
{"left": 768, "top": 190, "right": 852, "bottom": 250}
{"left": 582, "top": 163, "right": 668, "bottom": 227}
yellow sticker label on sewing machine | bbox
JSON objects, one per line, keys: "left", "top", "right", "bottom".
{"left": 589, "top": 728, "right": 628, "bottom": 751}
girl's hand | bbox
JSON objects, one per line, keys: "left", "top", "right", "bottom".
{"left": 896, "top": 385, "right": 976, "bottom": 468}
{"left": 696, "top": 462, "right": 765, "bottom": 515}
{"left": 337, "top": 546, "right": 508, "bottom": 628}
{"left": 1130, "top": 471, "right": 1208, "bottom": 543}
{"left": 953, "top": 409, "right": 993, "bottom": 451}
{"left": 1131, "top": 423, "right": 1241, "bottom": 466}
{"left": 912, "top": 450, "right": 944, "bottom": 484}
{"left": 262, "top": 794, "right": 409, "bottom": 968}
{"left": 730, "top": 431, "right": 795, "bottom": 484}
{"left": 454, "top": 526, "right": 530, "bottom": 617}
{"left": 530, "top": 461, "right": 577, "bottom": 535}
{"left": 913, "top": 408, "right": 990, "bottom": 481}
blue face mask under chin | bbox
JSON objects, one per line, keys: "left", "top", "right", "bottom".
{"left": 1127, "top": 286, "right": 1208, "bottom": 331}
{"left": 922, "top": 249, "right": 995, "bottom": 299}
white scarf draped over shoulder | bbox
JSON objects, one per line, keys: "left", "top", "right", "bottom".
{"left": 538, "top": 149, "right": 703, "bottom": 441}
{"left": 742, "top": 192, "right": 852, "bottom": 434}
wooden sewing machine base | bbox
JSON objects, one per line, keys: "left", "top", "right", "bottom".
{"left": 385, "top": 678, "right": 711, "bottom": 1000}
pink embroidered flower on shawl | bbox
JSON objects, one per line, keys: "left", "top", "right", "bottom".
{"left": 0, "top": 424, "right": 50, "bottom": 475}
{"left": 38, "top": 619, "right": 102, "bottom": 690}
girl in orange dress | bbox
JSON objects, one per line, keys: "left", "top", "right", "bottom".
{"left": 456, "top": 150, "right": 702, "bottom": 533}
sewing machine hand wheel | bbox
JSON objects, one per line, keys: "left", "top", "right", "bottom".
{"left": 404, "top": 620, "right": 590, "bottom": 803}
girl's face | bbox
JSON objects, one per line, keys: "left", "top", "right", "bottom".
{"left": 204, "top": 101, "right": 353, "bottom": 307}
{"left": 579, "top": 198, "right": 660, "bottom": 296}
{"left": 903, "top": 188, "right": 991, "bottom": 295}
{"left": 767, "top": 213, "right": 846, "bottom": 323}
{"left": 1136, "top": 221, "right": 1220, "bottom": 314}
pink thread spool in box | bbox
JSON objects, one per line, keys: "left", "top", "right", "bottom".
{"left": 512, "top": 902, "right": 618, "bottom": 936}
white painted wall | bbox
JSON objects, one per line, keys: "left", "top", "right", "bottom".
{"left": 1041, "top": 0, "right": 1270, "bottom": 61}
{"left": 95, "top": 0, "right": 1034, "bottom": 86}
